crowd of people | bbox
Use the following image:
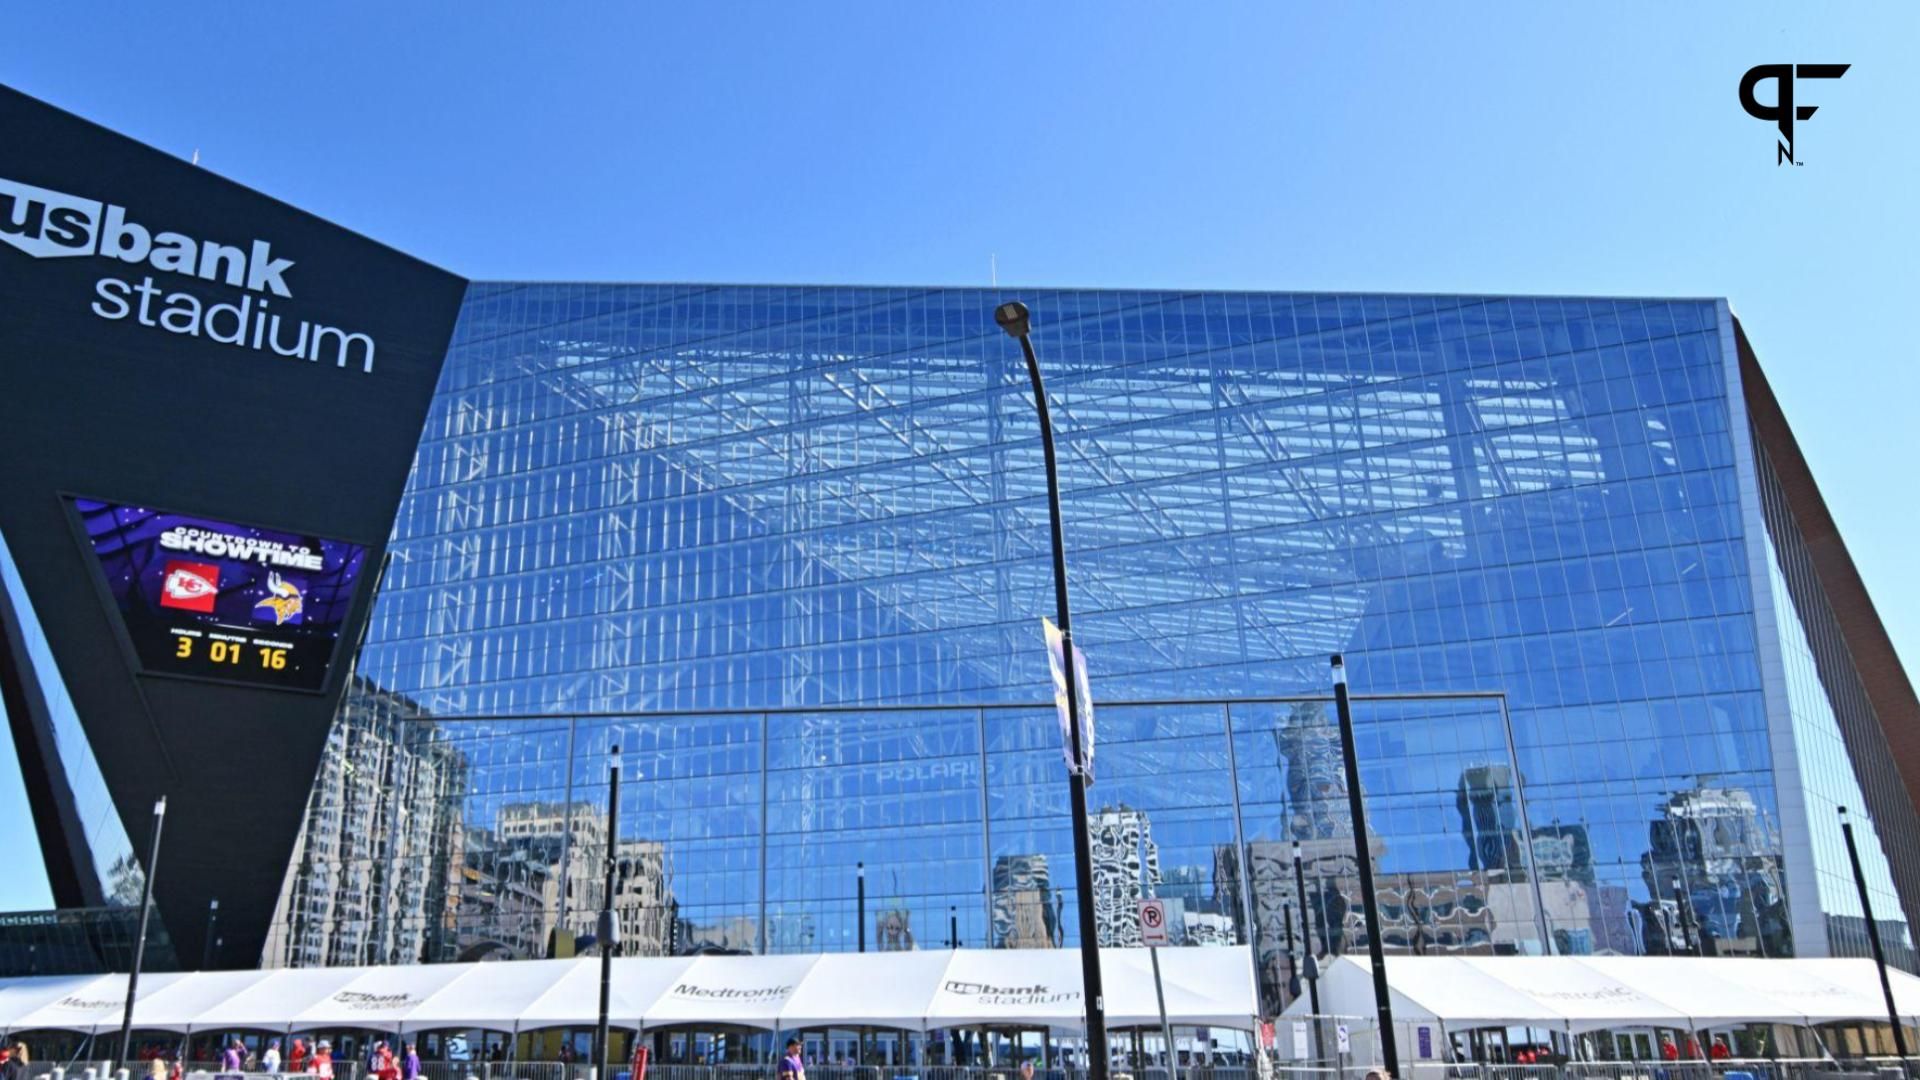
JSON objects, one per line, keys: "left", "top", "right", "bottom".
{"left": 98, "top": 1034, "right": 448, "bottom": 1078}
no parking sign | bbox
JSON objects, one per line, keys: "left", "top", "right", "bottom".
{"left": 1137, "top": 898, "right": 1170, "bottom": 946}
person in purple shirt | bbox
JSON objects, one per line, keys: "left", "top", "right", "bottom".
{"left": 777, "top": 1039, "right": 804, "bottom": 1080}
{"left": 221, "top": 1039, "right": 244, "bottom": 1073}
{"left": 402, "top": 1044, "right": 421, "bottom": 1080}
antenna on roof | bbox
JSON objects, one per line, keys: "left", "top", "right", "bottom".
{"left": 191, "top": 148, "right": 201, "bottom": 166}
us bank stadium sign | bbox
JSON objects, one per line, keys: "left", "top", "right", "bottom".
{"left": 0, "top": 175, "right": 381, "bottom": 373}
{"left": 942, "top": 980, "right": 1080, "bottom": 1007}
{"left": 332, "top": 991, "right": 423, "bottom": 1012}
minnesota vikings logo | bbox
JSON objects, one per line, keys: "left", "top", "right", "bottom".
{"left": 253, "top": 571, "right": 304, "bottom": 626}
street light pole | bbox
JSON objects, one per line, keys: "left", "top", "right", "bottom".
{"left": 995, "top": 300, "right": 1109, "bottom": 1080}
{"left": 117, "top": 796, "right": 166, "bottom": 1071}
{"left": 857, "top": 862, "right": 867, "bottom": 953}
{"left": 594, "top": 746, "right": 622, "bottom": 1079}
{"left": 1839, "top": 806, "right": 1911, "bottom": 1057}
{"left": 951, "top": 905, "right": 959, "bottom": 950}
{"left": 1292, "top": 842, "right": 1324, "bottom": 1065}
{"left": 202, "top": 898, "right": 219, "bottom": 970}
{"left": 1331, "top": 655, "right": 1397, "bottom": 1078}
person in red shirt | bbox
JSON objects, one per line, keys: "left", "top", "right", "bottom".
{"left": 1660, "top": 1036, "right": 1679, "bottom": 1061}
{"left": 1710, "top": 1038, "right": 1731, "bottom": 1061}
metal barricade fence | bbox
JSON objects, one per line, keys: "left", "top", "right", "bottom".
{"left": 179, "top": 1063, "right": 365, "bottom": 1080}
{"left": 1401, "top": 1060, "right": 1920, "bottom": 1080}
{"left": 172, "top": 1056, "right": 1915, "bottom": 1080}
{"left": 22, "top": 1063, "right": 116, "bottom": 1080}
{"left": 416, "top": 1064, "right": 578, "bottom": 1080}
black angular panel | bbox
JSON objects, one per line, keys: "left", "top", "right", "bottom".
{"left": 0, "top": 83, "right": 466, "bottom": 969}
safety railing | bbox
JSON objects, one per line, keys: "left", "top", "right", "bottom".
{"left": 118, "top": 1058, "right": 1914, "bottom": 1080}
{"left": 418, "top": 1065, "right": 580, "bottom": 1080}
{"left": 21, "top": 1063, "right": 117, "bottom": 1080}
{"left": 1401, "top": 1061, "right": 1920, "bottom": 1080}
{"left": 377, "top": 1065, "right": 1263, "bottom": 1080}
{"left": 176, "top": 1063, "right": 366, "bottom": 1080}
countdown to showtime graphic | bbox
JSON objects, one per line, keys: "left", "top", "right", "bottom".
{"left": 68, "top": 497, "right": 367, "bottom": 692}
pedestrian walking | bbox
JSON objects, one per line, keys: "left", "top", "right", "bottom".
{"left": 402, "top": 1044, "right": 421, "bottom": 1080}
{"left": 778, "top": 1039, "right": 805, "bottom": 1080}
{"left": 264, "top": 1040, "right": 283, "bottom": 1073}
{"left": 223, "top": 1038, "right": 246, "bottom": 1072}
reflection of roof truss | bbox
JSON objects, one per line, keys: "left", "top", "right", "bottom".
{"left": 411, "top": 287, "right": 1612, "bottom": 699}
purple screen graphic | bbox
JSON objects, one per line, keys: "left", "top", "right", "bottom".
{"left": 71, "top": 496, "right": 367, "bottom": 692}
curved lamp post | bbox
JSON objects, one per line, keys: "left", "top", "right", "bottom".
{"left": 994, "top": 301, "right": 1109, "bottom": 1080}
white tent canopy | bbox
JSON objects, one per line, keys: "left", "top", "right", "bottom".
{"left": 398, "top": 960, "right": 580, "bottom": 1034}
{"left": 1304, "top": 956, "right": 1564, "bottom": 1028}
{"left": 8, "top": 972, "right": 189, "bottom": 1035}
{"left": 641, "top": 954, "right": 821, "bottom": 1032}
{"left": 1102, "top": 947, "right": 1259, "bottom": 1030}
{"left": 129, "top": 971, "right": 279, "bottom": 1033}
{"left": 200, "top": 968, "right": 364, "bottom": 1032}
{"left": 1795, "top": 959, "right": 1920, "bottom": 1021}
{"left": 1284, "top": 956, "right": 1920, "bottom": 1033}
{"left": 0, "top": 947, "right": 1256, "bottom": 1035}
{"left": 518, "top": 956, "right": 694, "bottom": 1032}
{"left": 1578, "top": 957, "right": 1813, "bottom": 1027}
{"left": 290, "top": 964, "right": 484, "bottom": 1031}
{"left": 1457, "top": 956, "right": 1692, "bottom": 1032}
{"left": 0, "top": 975, "right": 121, "bottom": 1035}
{"left": 779, "top": 951, "right": 950, "bottom": 1031}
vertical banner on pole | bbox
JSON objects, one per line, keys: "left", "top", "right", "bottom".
{"left": 1291, "top": 1025, "right": 1309, "bottom": 1061}
{"left": 1042, "top": 617, "right": 1095, "bottom": 782}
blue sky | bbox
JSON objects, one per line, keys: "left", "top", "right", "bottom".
{"left": 1, "top": 3, "right": 1914, "bottom": 913}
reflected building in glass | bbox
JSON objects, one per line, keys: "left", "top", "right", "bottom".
{"left": 257, "top": 286, "right": 1919, "bottom": 1009}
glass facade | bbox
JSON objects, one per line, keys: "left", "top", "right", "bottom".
{"left": 1753, "top": 439, "right": 1914, "bottom": 968}
{"left": 256, "top": 285, "right": 1909, "bottom": 1001}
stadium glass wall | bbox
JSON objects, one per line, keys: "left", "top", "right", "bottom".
{"left": 261, "top": 286, "right": 1919, "bottom": 1004}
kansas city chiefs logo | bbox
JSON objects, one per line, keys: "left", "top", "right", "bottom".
{"left": 159, "top": 560, "right": 220, "bottom": 613}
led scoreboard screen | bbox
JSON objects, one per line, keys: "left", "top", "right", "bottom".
{"left": 69, "top": 497, "right": 368, "bottom": 692}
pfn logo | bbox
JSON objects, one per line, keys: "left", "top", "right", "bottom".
{"left": 160, "top": 561, "right": 221, "bottom": 613}
{"left": 1740, "top": 64, "right": 1849, "bottom": 165}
